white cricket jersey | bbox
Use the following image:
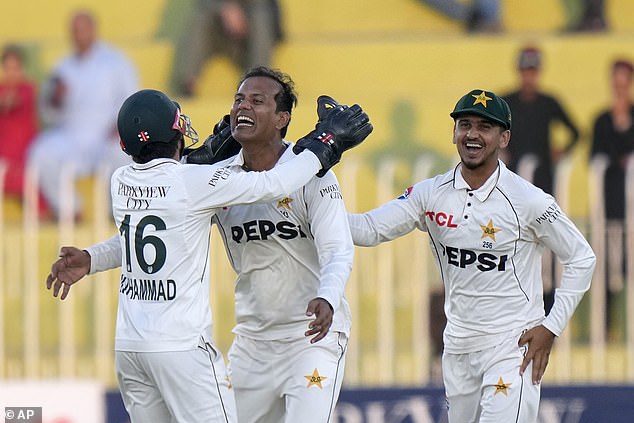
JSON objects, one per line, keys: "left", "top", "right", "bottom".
{"left": 213, "top": 144, "right": 353, "bottom": 340}
{"left": 348, "top": 160, "right": 595, "bottom": 354}
{"left": 105, "top": 151, "right": 321, "bottom": 352}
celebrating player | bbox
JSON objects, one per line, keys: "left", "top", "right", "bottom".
{"left": 46, "top": 85, "right": 371, "bottom": 423}
{"left": 347, "top": 89, "right": 596, "bottom": 422}
{"left": 214, "top": 68, "right": 353, "bottom": 422}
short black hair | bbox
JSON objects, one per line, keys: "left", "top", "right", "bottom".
{"left": 237, "top": 66, "right": 297, "bottom": 137}
{"left": 133, "top": 133, "right": 182, "bottom": 164}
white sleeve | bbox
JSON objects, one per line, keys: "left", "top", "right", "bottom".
{"left": 305, "top": 171, "right": 353, "bottom": 312}
{"left": 348, "top": 184, "right": 426, "bottom": 247}
{"left": 187, "top": 150, "right": 322, "bottom": 210}
{"left": 85, "top": 234, "right": 122, "bottom": 274}
{"left": 529, "top": 198, "right": 596, "bottom": 336}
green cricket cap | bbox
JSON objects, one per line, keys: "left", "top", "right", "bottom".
{"left": 450, "top": 89, "right": 512, "bottom": 130}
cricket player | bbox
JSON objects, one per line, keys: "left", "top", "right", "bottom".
{"left": 46, "top": 87, "right": 371, "bottom": 423}
{"left": 214, "top": 69, "right": 352, "bottom": 423}
{"left": 347, "top": 89, "right": 596, "bottom": 422}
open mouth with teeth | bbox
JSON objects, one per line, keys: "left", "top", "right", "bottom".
{"left": 236, "top": 115, "right": 255, "bottom": 128}
{"left": 465, "top": 142, "right": 483, "bottom": 150}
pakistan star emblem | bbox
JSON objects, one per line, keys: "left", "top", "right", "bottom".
{"left": 494, "top": 377, "right": 512, "bottom": 396}
{"left": 277, "top": 197, "right": 293, "bottom": 209}
{"left": 480, "top": 219, "right": 502, "bottom": 241}
{"left": 305, "top": 368, "right": 327, "bottom": 389}
{"left": 472, "top": 91, "right": 492, "bottom": 107}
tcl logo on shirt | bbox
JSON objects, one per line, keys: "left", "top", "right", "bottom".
{"left": 425, "top": 211, "right": 458, "bottom": 228}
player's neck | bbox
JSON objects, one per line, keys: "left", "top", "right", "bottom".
{"left": 460, "top": 161, "right": 498, "bottom": 190}
{"left": 241, "top": 140, "right": 288, "bottom": 171}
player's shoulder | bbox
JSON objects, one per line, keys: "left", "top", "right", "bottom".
{"left": 309, "top": 167, "right": 340, "bottom": 185}
{"left": 497, "top": 166, "right": 555, "bottom": 213}
{"left": 391, "top": 167, "right": 454, "bottom": 204}
{"left": 301, "top": 168, "right": 343, "bottom": 202}
{"left": 417, "top": 166, "right": 455, "bottom": 192}
{"left": 213, "top": 153, "right": 242, "bottom": 168}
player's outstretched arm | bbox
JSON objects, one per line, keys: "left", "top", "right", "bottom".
{"left": 46, "top": 247, "right": 91, "bottom": 300}
{"left": 305, "top": 298, "right": 334, "bottom": 344}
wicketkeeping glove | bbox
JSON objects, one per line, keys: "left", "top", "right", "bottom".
{"left": 316, "top": 95, "right": 343, "bottom": 121}
{"left": 293, "top": 96, "right": 373, "bottom": 177}
{"left": 184, "top": 115, "right": 242, "bottom": 164}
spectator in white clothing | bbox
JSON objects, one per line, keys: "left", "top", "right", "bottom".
{"left": 28, "top": 9, "right": 138, "bottom": 219}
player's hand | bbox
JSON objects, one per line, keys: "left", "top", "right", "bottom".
{"left": 46, "top": 247, "right": 91, "bottom": 300}
{"left": 518, "top": 325, "right": 556, "bottom": 385}
{"left": 293, "top": 97, "right": 372, "bottom": 177}
{"left": 184, "top": 115, "right": 241, "bottom": 164}
{"left": 305, "top": 298, "right": 334, "bottom": 344}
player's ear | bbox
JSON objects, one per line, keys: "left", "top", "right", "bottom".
{"left": 275, "top": 111, "right": 291, "bottom": 131}
{"left": 499, "top": 128, "right": 511, "bottom": 149}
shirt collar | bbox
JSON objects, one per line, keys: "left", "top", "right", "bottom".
{"left": 226, "top": 150, "right": 247, "bottom": 168}
{"left": 132, "top": 157, "right": 180, "bottom": 170}
{"left": 453, "top": 160, "right": 505, "bottom": 201}
{"left": 226, "top": 140, "right": 293, "bottom": 169}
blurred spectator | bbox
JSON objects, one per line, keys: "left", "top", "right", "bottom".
{"left": 0, "top": 44, "right": 38, "bottom": 199}
{"left": 27, "top": 10, "right": 138, "bottom": 219}
{"left": 501, "top": 46, "right": 580, "bottom": 316}
{"left": 171, "top": 0, "right": 283, "bottom": 97}
{"left": 562, "top": 0, "right": 607, "bottom": 32}
{"left": 417, "top": 0, "right": 502, "bottom": 33}
{"left": 501, "top": 46, "right": 579, "bottom": 196}
{"left": 590, "top": 58, "right": 634, "bottom": 310}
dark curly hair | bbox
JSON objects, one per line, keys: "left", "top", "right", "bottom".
{"left": 237, "top": 66, "right": 298, "bottom": 137}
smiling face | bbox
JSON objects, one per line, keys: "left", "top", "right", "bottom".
{"left": 453, "top": 115, "right": 510, "bottom": 174}
{"left": 229, "top": 76, "right": 291, "bottom": 146}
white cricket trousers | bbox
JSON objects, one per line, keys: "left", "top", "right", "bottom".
{"left": 115, "top": 339, "right": 237, "bottom": 423}
{"left": 442, "top": 331, "right": 540, "bottom": 423}
{"left": 228, "top": 331, "right": 348, "bottom": 423}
